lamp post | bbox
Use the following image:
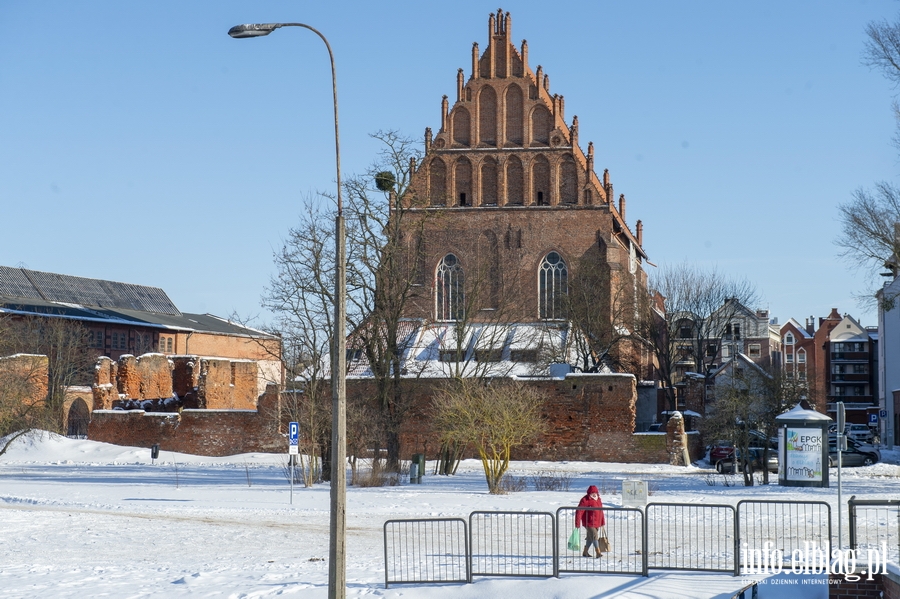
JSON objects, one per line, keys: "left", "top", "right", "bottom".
{"left": 229, "top": 22, "right": 347, "bottom": 599}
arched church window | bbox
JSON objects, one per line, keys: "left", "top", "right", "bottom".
{"left": 436, "top": 254, "right": 465, "bottom": 321}
{"left": 539, "top": 252, "right": 568, "bottom": 320}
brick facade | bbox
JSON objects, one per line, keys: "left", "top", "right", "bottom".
{"left": 397, "top": 9, "right": 651, "bottom": 381}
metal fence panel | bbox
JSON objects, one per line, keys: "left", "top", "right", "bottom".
{"left": 383, "top": 518, "right": 469, "bottom": 588}
{"left": 645, "top": 503, "right": 737, "bottom": 574}
{"left": 737, "top": 500, "right": 832, "bottom": 574}
{"left": 468, "top": 511, "right": 555, "bottom": 578}
{"left": 849, "top": 497, "right": 900, "bottom": 567}
{"left": 556, "top": 506, "right": 646, "bottom": 576}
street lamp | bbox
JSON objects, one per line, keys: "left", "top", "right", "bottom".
{"left": 229, "top": 22, "right": 347, "bottom": 599}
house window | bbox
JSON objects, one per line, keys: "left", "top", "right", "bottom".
{"left": 748, "top": 344, "right": 761, "bottom": 358}
{"left": 833, "top": 364, "right": 845, "bottom": 374}
{"left": 733, "top": 324, "right": 741, "bottom": 340}
{"left": 785, "top": 333, "right": 794, "bottom": 345}
{"left": 785, "top": 353, "right": 793, "bottom": 363}
{"left": 722, "top": 346, "right": 730, "bottom": 358}
{"left": 854, "top": 364, "right": 867, "bottom": 374}
{"left": 834, "top": 386, "right": 845, "bottom": 396}
{"left": 539, "top": 252, "right": 568, "bottom": 320}
{"left": 679, "top": 326, "right": 692, "bottom": 339}
{"left": 510, "top": 349, "right": 537, "bottom": 363}
{"left": 797, "top": 350, "right": 806, "bottom": 363}
{"left": 436, "top": 254, "right": 465, "bottom": 321}
{"left": 706, "top": 343, "right": 717, "bottom": 357}
{"left": 89, "top": 330, "right": 104, "bottom": 348}
{"left": 167, "top": 338, "right": 173, "bottom": 353}
{"left": 854, "top": 386, "right": 864, "bottom": 396}
{"left": 475, "top": 349, "right": 502, "bottom": 362}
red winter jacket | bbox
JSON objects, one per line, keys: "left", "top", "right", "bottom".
{"left": 575, "top": 485, "right": 606, "bottom": 528}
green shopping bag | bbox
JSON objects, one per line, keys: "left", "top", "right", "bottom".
{"left": 567, "top": 528, "right": 581, "bottom": 551}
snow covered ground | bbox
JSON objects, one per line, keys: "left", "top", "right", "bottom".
{"left": 1, "top": 433, "right": 898, "bottom": 598}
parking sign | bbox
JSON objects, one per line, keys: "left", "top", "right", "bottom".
{"left": 869, "top": 413, "right": 878, "bottom": 425}
{"left": 289, "top": 421, "right": 299, "bottom": 455}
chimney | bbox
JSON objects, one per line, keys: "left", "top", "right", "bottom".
{"left": 619, "top": 194, "right": 626, "bottom": 221}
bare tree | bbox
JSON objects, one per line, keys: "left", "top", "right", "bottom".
{"left": 266, "top": 130, "right": 427, "bottom": 473}
{"left": 343, "top": 131, "right": 429, "bottom": 471}
{"left": 0, "top": 315, "right": 94, "bottom": 454}
{"left": 650, "top": 263, "right": 758, "bottom": 411}
{"left": 430, "top": 378, "right": 546, "bottom": 494}
{"left": 836, "top": 15, "right": 900, "bottom": 304}
{"left": 565, "top": 253, "right": 653, "bottom": 376}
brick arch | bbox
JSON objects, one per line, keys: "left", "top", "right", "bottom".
{"left": 559, "top": 153, "right": 578, "bottom": 204}
{"left": 63, "top": 392, "right": 94, "bottom": 438}
{"left": 530, "top": 104, "right": 551, "bottom": 145}
{"left": 504, "top": 83, "right": 524, "bottom": 145}
{"left": 452, "top": 107, "right": 471, "bottom": 146}
{"left": 430, "top": 157, "right": 447, "bottom": 205}
{"left": 481, "top": 156, "right": 498, "bottom": 205}
{"left": 531, "top": 154, "right": 551, "bottom": 205}
{"left": 478, "top": 86, "right": 497, "bottom": 146}
{"left": 505, "top": 155, "right": 524, "bottom": 205}
{"left": 454, "top": 157, "right": 473, "bottom": 206}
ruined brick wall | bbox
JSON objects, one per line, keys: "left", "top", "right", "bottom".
{"left": 196, "top": 358, "right": 258, "bottom": 410}
{"left": 166, "top": 332, "right": 282, "bottom": 396}
{"left": 88, "top": 384, "right": 283, "bottom": 456}
{"left": 348, "top": 374, "right": 701, "bottom": 463}
{"left": 0, "top": 353, "right": 49, "bottom": 410}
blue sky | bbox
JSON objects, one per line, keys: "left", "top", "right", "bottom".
{"left": 1, "top": 1, "right": 897, "bottom": 329}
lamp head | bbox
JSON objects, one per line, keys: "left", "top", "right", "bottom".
{"left": 228, "top": 23, "right": 280, "bottom": 38}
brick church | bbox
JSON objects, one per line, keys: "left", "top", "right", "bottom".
{"left": 380, "top": 9, "right": 655, "bottom": 380}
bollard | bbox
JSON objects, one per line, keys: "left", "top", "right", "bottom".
{"left": 409, "top": 462, "right": 419, "bottom": 484}
{"left": 413, "top": 453, "right": 424, "bottom": 484}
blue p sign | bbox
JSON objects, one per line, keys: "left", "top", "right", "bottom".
{"left": 869, "top": 413, "right": 878, "bottom": 425}
{"left": 289, "top": 422, "right": 299, "bottom": 444}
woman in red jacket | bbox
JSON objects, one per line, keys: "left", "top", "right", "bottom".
{"left": 574, "top": 485, "right": 606, "bottom": 557}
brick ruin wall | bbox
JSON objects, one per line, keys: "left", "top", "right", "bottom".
{"left": 87, "top": 352, "right": 277, "bottom": 456}
{"left": 90, "top": 353, "right": 259, "bottom": 411}
{"left": 350, "top": 374, "right": 703, "bottom": 463}
{"left": 88, "top": 384, "right": 283, "bottom": 456}
{"left": 86, "top": 367, "right": 700, "bottom": 461}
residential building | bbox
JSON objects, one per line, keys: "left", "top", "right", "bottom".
{"left": 0, "top": 266, "right": 282, "bottom": 395}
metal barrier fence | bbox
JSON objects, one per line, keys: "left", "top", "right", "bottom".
{"left": 556, "top": 506, "right": 646, "bottom": 576}
{"left": 646, "top": 503, "right": 738, "bottom": 574}
{"left": 383, "top": 500, "right": 837, "bottom": 587}
{"left": 736, "top": 500, "right": 832, "bottom": 573}
{"left": 383, "top": 518, "right": 469, "bottom": 588}
{"left": 848, "top": 496, "right": 900, "bottom": 566}
{"left": 469, "top": 511, "right": 555, "bottom": 578}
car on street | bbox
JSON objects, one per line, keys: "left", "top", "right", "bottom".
{"left": 845, "top": 424, "right": 875, "bottom": 443}
{"left": 708, "top": 430, "right": 776, "bottom": 466}
{"left": 714, "top": 447, "right": 779, "bottom": 474}
{"left": 827, "top": 441, "right": 879, "bottom": 467}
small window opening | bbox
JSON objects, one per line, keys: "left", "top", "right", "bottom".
{"left": 537, "top": 191, "right": 544, "bottom": 205}
{"left": 460, "top": 192, "right": 467, "bottom": 206}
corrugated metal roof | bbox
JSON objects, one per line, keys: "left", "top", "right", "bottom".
{"left": 0, "top": 267, "right": 180, "bottom": 315}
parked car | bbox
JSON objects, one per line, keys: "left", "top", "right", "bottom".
{"left": 827, "top": 441, "right": 879, "bottom": 467}
{"left": 715, "top": 447, "right": 778, "bottom": 474}
{"left": 708, "top": 430, "right": 775, "bottom": 464}
{"left": 845, "top": 424, "right": 875, "bottom": 443}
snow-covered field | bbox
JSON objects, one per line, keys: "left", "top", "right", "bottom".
{"left": 1, "top": 433, "right": 898, "bottom": 598}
